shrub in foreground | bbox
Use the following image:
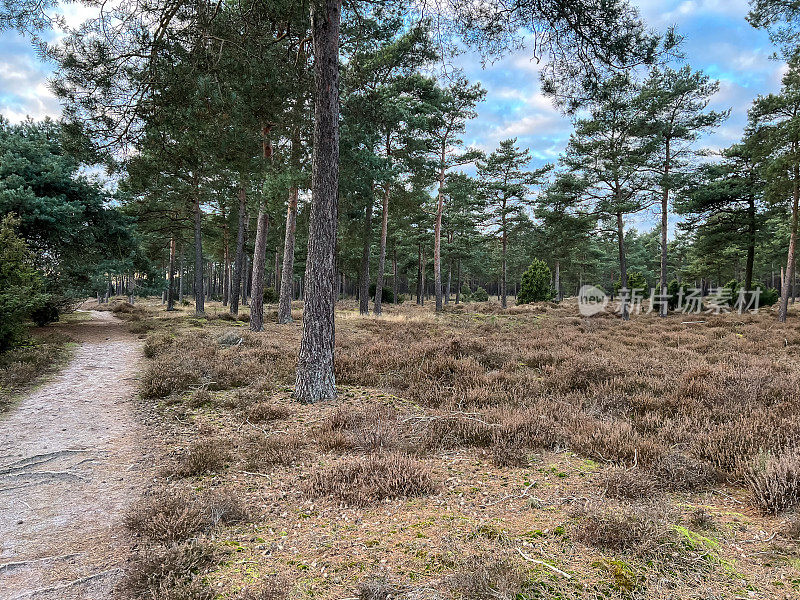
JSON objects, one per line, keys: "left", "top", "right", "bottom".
{"left": 744, "top": 452, "right": 800, "bottom": 514}
{"left": 307, "top": 453, "right": 437, "bottom": 506}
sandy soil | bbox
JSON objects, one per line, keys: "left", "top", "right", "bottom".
{"left": 0, "top": 311, "right": 150, "bottom": 599}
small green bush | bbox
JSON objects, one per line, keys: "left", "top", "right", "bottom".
{"left": 517, "top": 259, "right": 554, "bottom": 304}
{"left": 472, "top": 287, "right": 489, "bottom": 302}
{"left": 615, "top": 271, "right": 648, "bottom": 293}
{"left": 262, "top": 287, "right": 278, "bottom": 304}
{"left": 459, "top": 285, "right": 472, "bottom": 301}
{"left": 759, "top": 287, "right": 779, "bottom": 307}
{"left": 369, "top": 283, "right": 394, "bottom": 303}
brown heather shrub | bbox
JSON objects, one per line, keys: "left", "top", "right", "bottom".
{"left": 781, "top": 515, "right": 800, "bottom": 540}
{"left": 688, "top": 508, "right": 715, "bottom": 530}
{"left": 565, "top": 418, "right": 665, "bottom": 467}
{"left": 571, "top": 504, "right": 669, "bottom": 555}
{"left": 422, "top": 414, "right": 495, "bottom": 450}
{"left": 651, "top": 452, "right": 717, "bottom": 491}
{"left": 490, "top": 439, "right": 528, "bottom": 467}
{"left": 600, "top": 467, "right": 658, "bottom": 500}
{"left": 141, "top": 355, "right": 200, "bottom": 399}
{"left": 744, "top": 452, "right": 800, "bottom": 514}
{"left": 202, "top": 488, "right": 249, "bottom": 526}
{"left": 118, "top": 541, "right": 217, "bottom": 599}
{"left": 449, "top": 556, "right": 528, "bottom": 600}
{"left": 244, "top": 433, "right": 310, "bottom": 472}
{"left": 124, "top": 491, "right": 205, "bottom": 542}
{"left": 357, "top": 577, "right": 401, "bottom": 600}
{"left": 307, "top": 453, "right": 437, "bottom": 506}
{"left": 317, "top": 405, "right": 400, "bottom": 452}
{"left": 234, "top": 579, "right": 287, "bottom": 600}
{"left": 247, "top": 401, "right": 291, "bottom": 423}
{"left": 175, "top": 438, "right": 229, "bottom": 476}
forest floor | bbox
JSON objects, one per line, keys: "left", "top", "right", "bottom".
{"left": 0, "top": 310, "right": 156, "bottom": 599}
{"left": 108, "top": 296, "right": 800, "bottom": 600}
{"left": 4, "top": 298, "right": 800, "bottom": 600}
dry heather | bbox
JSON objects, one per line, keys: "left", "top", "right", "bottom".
{"left": 132, "top": 299, "right": 800, "bottom": 599}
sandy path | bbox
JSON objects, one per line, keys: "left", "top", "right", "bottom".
{"left": 0, "top": 311, "right": 149, "bottom": 599}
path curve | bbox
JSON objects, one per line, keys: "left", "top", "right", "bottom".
{"left": 0, "top": 311, "right": 148, "bottom": 599}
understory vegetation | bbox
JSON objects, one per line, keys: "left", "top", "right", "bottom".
{"left": 122, "top": 298, "right": 800, "bottom": 599}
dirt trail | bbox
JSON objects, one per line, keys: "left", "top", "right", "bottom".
{"left": 0, "top": 311, "right": 150, "bottom": 599}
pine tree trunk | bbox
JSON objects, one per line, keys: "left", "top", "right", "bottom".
{"left": 278, "top": 184, "right": 299, "bottom": 324}
{"left": 230, "top": 185, "right": 247, "bottom": 315}
{"left": 417, "top": 243, "right": 422, "bottom": 305}
{"left": 455, "top": 259, "right": 461, "bottom": 304}
{"left": 745, "top": 196, "right": 756, "bottom": 292}
{"left": 780, "top": 160, "right": 799, "bottom": 322}
{"left": 167, "top": 236, "right": 176, "bottom": 311}
{"left": 445, "top": 260, "right": 451, "bottom": 304}
{"left": 359, "top": 193, "right": 373, "bottom": 315}
{"left": 554, "top": 259, "right": 560, "bottom": 301}
{"left": 659, "top": 141, "right": 670, "bottom": 317}
{"left": 617, "top": 211, "right": 629, "bottom": 321}
{"left": 434, "top": 146, "right": 446, "bottom": 312}
{"left": 222, "top": 202, "right": 230, "bottom": 306}
{"left": 250, "top": 207, "right": 269, "bottom": 331}
{"left": 178, "top": 243, "right": 184, "bottom": 303}
{"left": 250, "top": 126, "right": 273, "bottom": 332}
{"left": 392, "top": 246, "right": 398, "bottom": 305}
{"left": 192, "top": 181, "right": 205, "bottom": 317}
{"left": 374, "top": 179, "right": 390, "bottom": 315}
{"left": 501, "top": 207, "right": 507, "bottom": 309}
{"left": 295, "top": 0, "right": 341, "bottom": 403}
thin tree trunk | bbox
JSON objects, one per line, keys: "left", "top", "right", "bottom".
{"left": 278, "top": 184, "right": 299, "bottom": 323}
{"left": 167, "top": 236, "right": 176, "bottom": 311}
{"left": 455, "top": 259, "right": 461, "bottom": 304}
{"left": 554, "top": 259, "right": 560, "bottom": 302}
{"left": 250, "top": 126, "right": 273, "bottom": 332}
{"left": 230, "top": 185, "right": 247, "bottom": 315}
{"left": 745, "top": 196, "right": 756, "bottom": 292}
{"left": 659, "top": 140, "right": 670, "bottom": 317}
{"left": 417, "top": 243, "right": 423, "bottom": 305}
{"left": 359, "top": 192, "right": 373, "bottom": 315}
{"left": 374, "top": 177, "right": 390, "bottom": 316}
{"left": 434, "top": 143, "right": 446, "bottom": 311}
{"left": 295, "top": 0, "right": 341, "bottom": 403}
{"left": 445, "top": 260, "right": 451, "bottom": 304}
{"left": 192, "top": 179, "right": 205, "bottom": 317}
{"left": 222, "top": 203, "right": 230, "bottom": 306}
{"left": 617, "top": 211, "right": 629, "bottom": 321}
{"left": 250, "top": 208, "right": 269, "bottom": 331}
{"left": 501, "top": 205, "right": 507, "bottom": 309}
{"left": 178, "top": 242, "right": 184, "bottom": 303}
{"left": 780, "top": 160, "right": 799, "bottom": 322}
{"left": 392, "top": 246, "right": 398, "bottom": 305}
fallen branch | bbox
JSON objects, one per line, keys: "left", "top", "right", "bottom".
{"left": 516, "top": 548, "right": 572, "bottom": 579}
{"left": 8, "top": 567, "right": 119, "bottom": 599}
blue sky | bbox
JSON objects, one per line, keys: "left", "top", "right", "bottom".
{"left": 0, "top": 1, "right": 786, "bottom": 203}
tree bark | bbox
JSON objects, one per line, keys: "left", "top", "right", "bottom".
{"left": 278, "top": 184, "right": 299, "bottom": 324}
{"left": 178, "top": 242, "right": 184, "bottom": 303}
{"left": 616, "top": 211, "right": 629, "bottom": 321}
{"left": 455, "top": 259, "right": 461, "bottom": 304}
{"left": 359, "top": 191, "right": 373, "bottom": 315}
{"left": 554, "top": 259, "right": 560, "bottom": 302}
{"left": 780, "top": 160, "right": 799, "bottom": 322}
{"left": 222, "top": 203, "right": 230, "bottom": 306}
{"left": 392, "top": 246, "right": 398, "bottom": 305}
{"left": 501, "top": 201, "right": 507, "bottom": 309}
{"left": 192, "top": 178, "right": 205, "bottom": 317}
{"left": 659, "top": 140, "right": 670, "bottom": 317}
{"left": 230, "top": 185, "right": 247, "bottom": 315}
{"left": 295, "top": 0, "right": 341, "bottom": 403}
{"left": 250, "top": 207, "right": 269, "bottom": 331}
{"left": 745, "top": 195, "right": 756, "bottom": 292}
{"left": 374, "top": 178, "right": 390, "bottom": 315}
{"left": 434, "top": 142, "right": 446, "bottom": 311}
{"left": 167, "top": 236, "right": 176, "bottom": 311}
{"left": 250, "top": 126, "right": 273, "bottom": 332}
